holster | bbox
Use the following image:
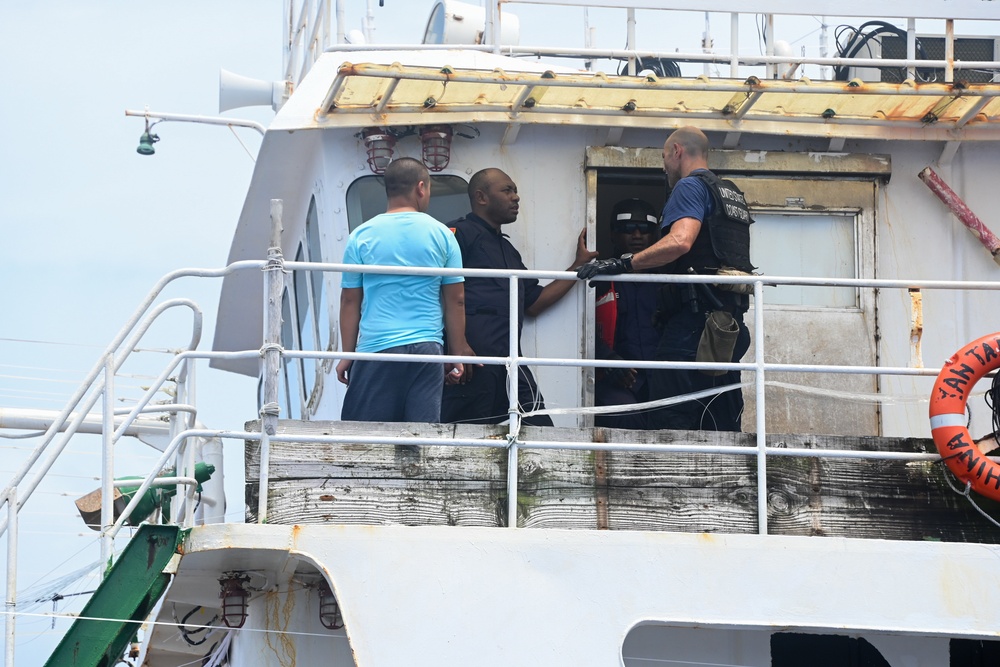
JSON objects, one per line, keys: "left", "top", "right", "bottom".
{"left": 696, "top": 310, "right": 740, "bottom": 376}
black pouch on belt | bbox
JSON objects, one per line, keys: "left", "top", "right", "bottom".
{"left": 696, "top": 310, "right": 740, "bottom": 376}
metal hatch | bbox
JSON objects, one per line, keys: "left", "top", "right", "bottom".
{"left": 318, "top": 61, "right": 1000, "bottom": 142}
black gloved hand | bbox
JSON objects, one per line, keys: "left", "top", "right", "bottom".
{"left": 576, "top": 257, "right": 628, "bottom": 282}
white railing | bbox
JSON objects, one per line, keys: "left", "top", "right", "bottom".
{"left": 285, "top": 0, "right": 332, "bottom": 87}
{"left": 5, "top": 215, "right": 1000, "bottom": 663}
{"left": 5, "top": 259, "right": 996, "bottom": 538}
{"left": 329, "top": 1, "right": 1000, "bottom": 83}
{"left": 0, "top": 261, "right": 266, "bottom": 665}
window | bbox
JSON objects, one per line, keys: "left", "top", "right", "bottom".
{"left": 345, "top": 174, "right": 470, "bottom": 231}
{"left": 751, "top": 211, "right": 859, "bottom": 308}
{"left": 306, "top": 197, "right": 330, "bottom": 363}
{"left": 772, "top": 633, "right": 889, "bottom": 666}
{"left": 285, "top": 196, "right": 331, "bottom": 417}
{"left": 294, "top": 244, "right": 318, "bottom": 391}
{"left": 950, "top": 638, "right": 1000, "bottom": 666}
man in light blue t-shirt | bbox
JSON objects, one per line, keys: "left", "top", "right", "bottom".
{"left": 336, "top": 158, "right": 473, "bottom": 422}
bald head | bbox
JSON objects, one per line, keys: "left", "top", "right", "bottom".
{"left": 664, "top": 126, "right": 708, "bottom": 159}
{"left": 662, "top": 126, "right": 710, "bottom": 187}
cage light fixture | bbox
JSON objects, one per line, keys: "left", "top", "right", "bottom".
{"left": 362, "top": 127, "right": 396, "bottom": 174}
{"left": 318, "top": 581, "right": 344, "bottom": 630}
{"left": 420, "top": 124, "right": 453, "bottom": 171}
{"left": 219, "top": 572, "right": 251, "bottom": 628}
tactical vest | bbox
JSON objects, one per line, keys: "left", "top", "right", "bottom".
{"left": 675, "top": 171, "right": 754, "bottom": 274}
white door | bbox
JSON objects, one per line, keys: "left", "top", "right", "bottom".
{"left": 737, "top": 177, "right": 879, "bottom": 436}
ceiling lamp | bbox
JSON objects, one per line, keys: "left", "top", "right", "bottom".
{"left": 318, "top": 581, "right": 344, "bottom": 630}
{"left": 219, "top": 572, "right": 251, "bottom": 628}
{"left": 362, "top": 127, "right": 396, "bottom": 174}
{"left": 420, "top": 125, "right": 453, "bottom": 172}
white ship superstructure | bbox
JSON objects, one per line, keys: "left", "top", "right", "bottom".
{"left": 5, "top": 2, "right": 1000, "bottom": 665}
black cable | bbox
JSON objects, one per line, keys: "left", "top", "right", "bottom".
{"left": 616, "top": 56, "right": 680, "bottom": 78}
{"left": 834, "top": 21, "right": 933, "bottom": 82}
{"left": 985, "top": 371, "right": 1000, "bottom": 444}
{"left": 174, "top": 604, "right": 219, "bottom": 646}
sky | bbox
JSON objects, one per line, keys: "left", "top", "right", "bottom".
{"left": 0, "top": 2, "right": 981, "bottom": 664}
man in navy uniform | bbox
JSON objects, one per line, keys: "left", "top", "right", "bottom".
{"left": 442, "top": 167, "right": 597, "bottom": 426}
{"left": 594, "top": 198, "right": 661, "bottom": 430}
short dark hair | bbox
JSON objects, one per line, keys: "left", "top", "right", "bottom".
{"left": 384, "top": 158, "right": 429, "bottom": 198}
{"left": 467, "top": 167, "right": 503, "bottom": 205}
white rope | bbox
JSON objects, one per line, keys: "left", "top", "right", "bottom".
{"left": 524, "top": 379, "right": 982, "bottom": 419}
{"left": 526, "top": 382, "right": 749, "bottom": 418}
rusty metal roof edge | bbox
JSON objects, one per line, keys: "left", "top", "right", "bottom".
{"left": 310, "top": 108, "right": 1000, "bottom": 143}
{"left": 331, "top": 61, "right": 1000, "bottom": 96}
{"left": 585, "top": 146, "right": 893, "bottom": 176}
{"left": 312, "top": 62, "right": 1000, "bottom": 140}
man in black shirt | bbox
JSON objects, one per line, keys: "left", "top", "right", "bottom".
{"left": 441, "top": 168, "right": 596, "bottom": 425}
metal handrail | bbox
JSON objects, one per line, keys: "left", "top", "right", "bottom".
{"left": 285, "top": 0, "right": 331, "bottom": 86}
{"left": 263, "top": 257, "right": 1000, "bottom": 532}
{"left": 330, "top": 2, "right": 1000, "bottom": 83}
{"left": 9, "top": 254, "right": 997, "bottom": 570}
{"left": 328, "top": 43, "right": 1000, "bottom": 78}
{"left": 0, "top": 262, "right": 264, "bottom": 539}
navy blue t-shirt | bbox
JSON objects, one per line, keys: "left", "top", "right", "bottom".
{"left": 660, "top": 169, "right": 714, "bottom": 234}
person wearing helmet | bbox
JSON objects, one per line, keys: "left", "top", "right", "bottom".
{"left": 578, "top": 126, "right": 754, "bottom": 432}
{"left": 594, "top": 198, "right": 661, "bottom": 429}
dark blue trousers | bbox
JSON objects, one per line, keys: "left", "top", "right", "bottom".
{"left": 341, "top": 341, "right": 445, "bottom": 422}
{"left": 646, "top": 310, "right": 751, "bottom": 432}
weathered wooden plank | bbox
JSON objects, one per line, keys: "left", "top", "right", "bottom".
{"left": 246, "top": 441, "right": 508, "bottom": 481}
{"left": 243, "top": 420, "right": 1000, "bottom": 543}
{"left": 247, "top": 479, "right": 504, "bottom": 527}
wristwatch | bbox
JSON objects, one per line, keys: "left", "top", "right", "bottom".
{"left": 620, "top": 253, "right": 634, "bottom": 272}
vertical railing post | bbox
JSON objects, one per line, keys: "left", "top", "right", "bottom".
{"left": 702, "top": 12, "right": 712, "bottom": 77}
{"left": 906, "top": 18, "right": 917, "bottom": 81}
{"left": 183, "top": 422, "right": 197, "bottom": 528}
{"left": 764, "top": 14, "right": 775, "bottom": 79}
{"left": 485, "top": 0, "right": 497, "bottom": 53}
{"left": 258, "top": 199, "right": 285, "bottom": 524}
{"left": 178, "top": 361, "right": 199, "bottom": 526}
{"left": 729, "top": 13, "right": 739, "bottom": 78}
{"left": 5, "top": 487, "right": 16, "bottom": 667}
{"left": 626, "top": 9, "right": 637, "bottom": 75}
{"left": 333, "top": 0, "right": 343, "bottom": 44}
{"left": 101, "top": 354, "right": 115, "bottom": 567}
{"left": 944, "top": 19, "right": 955, "bottom": 83}
{"left": 506, "top": 275, "right": 521, "bottom": 528}
{"left": 753, "top": 280, "right": 768, "bottom": 535}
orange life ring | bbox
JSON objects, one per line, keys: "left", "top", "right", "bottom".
{"left": 929, "top": 332, "right": 1000, "bottom": 501}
